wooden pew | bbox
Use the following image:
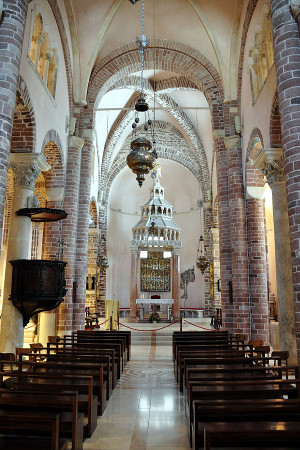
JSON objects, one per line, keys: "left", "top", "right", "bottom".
{"left": 180, "top": 355, "right": 282, "bottom": 391}
{"left": 0, "top": 389, "right": 83, "bottom": 449}
{"left": 0, "top": 371, "right": 97, "bottom": 437}
{"left": 0, "top": 411, "right": 68, "bottom": 450}
{"left": 48, "top": 341, "right": 122, "bottom": 379}
{"left": 203, "top": 420, "right": 300, "bottom": 450}
{"left": 185, "top": 366, "right": 299, "bottom": 445}
{"left": 74, "top": 330, "right": 131, "bottom": 361}
{"left": 11, "top": 357, "right": 106, "bottom": 415}
{"left": 190, "top": 378, "right": 300, "bottom": 448}
{"left": 22, "top": 351, "right": 113, "bottom": 400}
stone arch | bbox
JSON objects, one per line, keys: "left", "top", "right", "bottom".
{"left": 270, "top": 92, "right": 281, "bottom": 148}
{"left": 11, "top": 78, "right": 36, "bottom": 152}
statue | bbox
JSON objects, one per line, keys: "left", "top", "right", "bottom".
{"left": 180, "top": 267, "right": 195, "bottom": 317}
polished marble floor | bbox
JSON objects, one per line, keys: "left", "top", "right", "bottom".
{"left": 83, "top": 327, "right": 190, "bottom": 449}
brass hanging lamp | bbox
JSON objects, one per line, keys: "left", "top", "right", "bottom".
{"left": 126, "top": 0, "right": 156, "bottom": 186}
{"left": 196, "top": 235, "right": 209, "bottom": 274}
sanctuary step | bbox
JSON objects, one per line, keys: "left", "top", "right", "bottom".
{"left": 131, "top": 330, "right": 173, "bottom": 346}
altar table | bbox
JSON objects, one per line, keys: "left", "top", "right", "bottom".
{"left": 136, "top": 298, "right": 174, "bottom": 320}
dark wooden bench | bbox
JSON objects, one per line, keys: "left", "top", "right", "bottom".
{"left": 203, "top": 420, "right": 300, "bottom": 450}
{"left": 0, "top": 389, "right": 83, "bottom": 449}
{"left": 0, "top": 371, "right": 97, "bottom": 437}
{"left": 185, "top": 366, "right": 300, "bottom": 446}
{"left": 0, "top": 411, "right": 68, "bottom": 450}
{"left": 74, "top": 330, "right": 131, "bottom": 361}
{"left": 10, "top": 357, "right": 106, "bottom": 415}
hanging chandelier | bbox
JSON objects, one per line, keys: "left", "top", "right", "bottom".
{"left": 196, "top": 235, "right": 209, "bottom": 274}
{"left": 127, "top": 137, "right": 156, "bottom": 187}
{"left": 196, "top": 200, "right": 209, "bottom": 274}
{"left": 126, "top": 0, "right": 157, "bottom": 186}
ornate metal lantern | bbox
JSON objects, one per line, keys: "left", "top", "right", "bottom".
{"left": 196, "top": 235, "right": 209, "bottom": 275}
{"left": 127, "top": 137, "right": 156, "bottom": 187}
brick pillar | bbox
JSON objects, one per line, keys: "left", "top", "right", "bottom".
{"left": 270, "top": 0, "right": 300, "bottom": 360}
{"left": 246, "top": 188, "right": 269, "bottom": 344}
{"left": 0, "top": 0, "right": 28, "bottom": 249}
{"left": 57, "top": 136, "right": 84, "bottom": 336}
{"left": 213, "top": 132, "right": 233, "bottom": 332}
{"left": 224, "top": 135, "right": 250, "bottom": 338}
{"left": 73, "top": 133, "right": 94, "bottom": 331}
{"left": 0, "top": 153, "right": 50, "bottom": 353}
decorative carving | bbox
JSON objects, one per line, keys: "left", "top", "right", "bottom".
{"left": 261, "top": 157, "right": 285, "bottom": 186}
{"left": 291, "top": 0, "right": 300, "bottom": 21}
{"left": 27, "top": 193, "right": 40, "bottom": 208}
{"left": 141, "top": 252, "right": 170, "bottom": 292}
{"left": 224, "top": 135, "right": 240, "bottom": 150}
{"left": 69, "top": 135, "right": 85, "bottom": 150}
{"left": 10, "top": 162, "right": 42, "bottom": 190}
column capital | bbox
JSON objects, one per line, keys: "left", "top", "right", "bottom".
{"left": 224, "top": 135, "right": 240, "bottom": 150}
{"left": 212, "top": 129, "right": 225, "bottom": 142}
{"left": 69, "top": 135, "right": 85, "bottom": 149}
{"left": 291, "top": 0, "right": 300, "bottom": 21}
{"left": 253, "top": 147, "right": 285, "bottom": 187}
{"left": 246, "top": 186, "right": 265, "bottom": 200}
{"left": 9, "top": 153, "right": 50, "bottom": 190}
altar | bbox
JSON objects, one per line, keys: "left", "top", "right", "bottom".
{"left": 136, "top": 298, "right": 174, "bottom": 320}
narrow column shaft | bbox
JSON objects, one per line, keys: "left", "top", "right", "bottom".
{"left": 172, "top": 253, "right": 180, "bottom": 319}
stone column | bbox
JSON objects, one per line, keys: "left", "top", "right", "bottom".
{"left": 0, "top": 0, "right": 28, "bottom": 250}
{"left": 74, "top": 131, "right": 94, "bottom": 331}
{"left": 0, "top": 153, "right": 50, "bottom": 353}
{"left": 172, "top": 250, "right": 181, "bottom": 319}
{"left": 57, "top": 136, "right": 84, "bottom": 337}
{"left": 210, "top": 228, "right": 221, "bottom": 310}
{"left": 254, "top": 148, "right": 297, "bottom": 362}
{"left": 213, "top": 132, "right": 233, "bottom": 331}
{"left": 270, "top": 0, "right": 300, "bottom": 360}
{"left": 129, "top": 249, "right": 138, "bottom": 321}
{"left": 39, "top": 185, "right": 64, "bottom": 346}
{"left": 246, "top": 187, "right": 270, "bottom": 344}
{"left": 225, "top": 135, "right": 250, "bottom": 337}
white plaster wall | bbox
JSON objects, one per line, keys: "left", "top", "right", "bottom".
{"left": 240, "top": 0, "right": 277, "bottom": 158}
{"left": 106, "top": 160, "right": 204, "bottom": 308}
{"left": 20, "top": 1, "right": 70, "bottom": 161}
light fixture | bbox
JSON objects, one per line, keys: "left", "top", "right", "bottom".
{"left": 129, "top": 0, "right": 140, "bottom": 4}
{"left": 196, "top": 235, "right": 209, "bottom": 275}
{"left": 127, "top": 0, "right": 157, "bottom": 186}
{"left": 196, "top": 200, "right": 209, "bottom": 274}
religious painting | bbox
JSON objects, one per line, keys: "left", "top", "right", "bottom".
{"left": 141, "top": 251, "right": 170, "bottom": 292}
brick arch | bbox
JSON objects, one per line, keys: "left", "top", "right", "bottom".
{"left": 42, "top": 140, "right": 65, "bottom": 193}
{"left": 246, "top": 128, "right": 265, "bottom": 188}
{"left": 88, "top": 39, "right": 224, "bottom": 130}
{"left": 270, "top": 92, "right": 281, "bottom": 148}
{"left": 11, "top": 78, "right": 36, "bottom": 152}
